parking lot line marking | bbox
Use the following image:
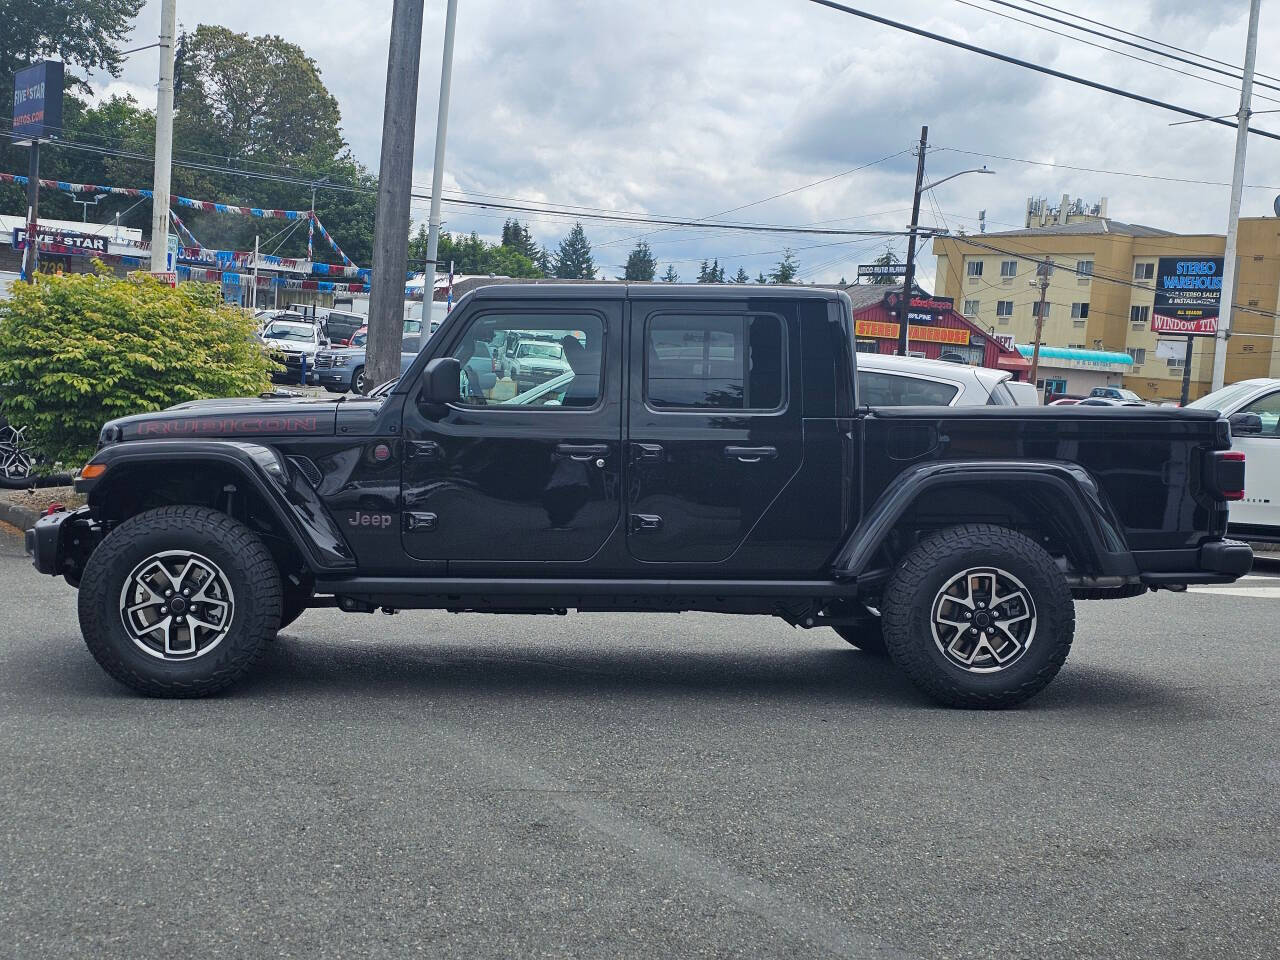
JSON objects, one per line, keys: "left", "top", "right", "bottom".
{"left": 1187, "top": 585, "right": 1280, "bottom": 598}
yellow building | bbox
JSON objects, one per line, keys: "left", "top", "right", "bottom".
{"left": 933, "top": 205, "right": 1280, "bottom": 402}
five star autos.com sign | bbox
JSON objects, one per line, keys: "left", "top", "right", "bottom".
{"left": 12, "top": 226, "right": 108, "bottom": 255}
{"left": 1151, "top": 257, "right": 1225, "bottom": 335}
{"left": 12, "top": 61, "right": 63, "bottom": 141}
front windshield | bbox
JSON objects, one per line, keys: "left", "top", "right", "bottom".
{"left": 519, "top": 342, "right": 563, "bottom": 360}
{"left": 351, "top": 330, "right": 368, "bottom": 348}
{"left": 1187, "top": 382, "right": 1258, "bottom": 411}
{"left": 264, "top": 322, "right": 315, "bottom": 342}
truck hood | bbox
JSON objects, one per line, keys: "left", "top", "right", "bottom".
{"left": 103, "top": 395, "right": 380, "bottom": 442}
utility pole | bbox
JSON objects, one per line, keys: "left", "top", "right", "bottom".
{"left": 149, "top": 0, "right": 177, "bottom": 274}
{"left": 1028, "top": 260, "right": 1052, "bottom": 389}
{"left": 898, "top": 125, "right": 929, "bottom": 356}
{"left": 21, "top": 143, "right": 39, "bottom": 283}
{"left": 1211, "top": 0, "right": 1262, "bottom": 392}
{"left": 250, "top": 233, "right": 259, "bottom": 310}
{"left": 420, "top": 0, "right": 460, "bottom": 331}
{"left": 365, "top": 0, "right": 427, "bottom": 392}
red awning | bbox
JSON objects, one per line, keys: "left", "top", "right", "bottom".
{"left": 996, "top": 354, "right": 1033, "bottom": 372}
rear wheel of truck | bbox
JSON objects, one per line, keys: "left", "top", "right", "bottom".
{"left": 352, "top": 366, "right": 367, "bottom": 394}
{"left": 880, "top": 523, "right": 1074, "bottom": 709}
{"left": 77, "top": 506, "right": 282, "bottom": 697}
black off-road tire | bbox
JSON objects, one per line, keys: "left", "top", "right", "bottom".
{"left": 833, "top": 620, "right": 887, "bottom": 655}
{"left": 880, "top": 523, "right": 1075, "bottom": 709}
{"left": 77, "top": 506, "right": 282, "bottom": 697}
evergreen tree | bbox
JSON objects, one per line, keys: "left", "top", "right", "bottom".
{"left": 869, "top": 249, "right": 903, "bottom": 285}
{"left": 755, "top": 272, "right": 768, "bottom": 284}
{"left": 696, "top": 259, "right": 711, "bottom": 283}
{"left": 621, "top": 240, "right": 657, "bottom": 281}
{"left": 553, "top": 222, "right": 596, "bottom": 279}
{"left": 661, "top": 264, "right": 679, "bottom": 283}
{"left": 733, "top": 267, "right": 749, "bottom": 283}
{"left": 501, "top": 218, "right": 541, "bottom": 260}
{"left": 713, "top": 259, "right": 726, "bottom": 283}
{"left": 769, "top": 249, "right": 800, "bottom": 284}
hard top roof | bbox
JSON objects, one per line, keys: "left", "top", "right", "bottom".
{"left": 468, "top": 282, "right": 842, "bottom": 302}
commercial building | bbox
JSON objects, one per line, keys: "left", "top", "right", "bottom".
{"left": 932, "top": 196, "right": 1280, "bottom": 401}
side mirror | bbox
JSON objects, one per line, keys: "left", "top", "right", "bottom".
{"left": 421, "top": 356, "right": 461, "bottom": 404}
{"left": 1229, "top": 412, "right": 1264, "bottom": 436}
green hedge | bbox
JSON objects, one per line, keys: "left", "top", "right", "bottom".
{"left": 0, "top": 270, "right": 275, "bottom": 468}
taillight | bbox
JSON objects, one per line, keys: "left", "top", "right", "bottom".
{"left": 1214, "top": 450, "right": 1246, "bottom": 501}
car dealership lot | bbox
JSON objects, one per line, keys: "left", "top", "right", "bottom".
{"left": 0, "top": 527, "right": 1275, "bottom": 960}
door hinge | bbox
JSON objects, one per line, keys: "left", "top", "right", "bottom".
{"left": 629, "top": 513, "right": 663, "bottom": 533}
{"left": 408, "top": 440, "right": 443, "bottom": 460}
{"left": 403, "top": 511, "right": 438, "bottom": 532}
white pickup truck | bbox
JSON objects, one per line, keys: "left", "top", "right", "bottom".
{"left": 1189, "top": 378, "right": 1280, "bottom": 543}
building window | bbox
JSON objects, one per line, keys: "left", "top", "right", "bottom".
{"left": 963, "top": 299, "right": 979, "bottom": 316}
{"left": 966, "top": 260, "right": 984, "bottom": 278}
{"left": 1134, "top": 262, "right": 1155, "bottom": 280}
{"left": 1068, "top": 343, "right": 1086, "bottom": 349}
{"left": 996, "top": 300, "right": 1014, "bottom": 317}
{"left": 1130, "top": 305, "right": 1150, "bottom": 324}
{"left": 1000, "top": 260, "right": 1018, "bottom": 278}
{"left": 1076, "top": 260, "right": 1094, "bottom": 276}
{"left": 1167, "top": 356, "right": 1185, "bottom": 369}
{"left": 1127, "top": 347, "right": 1146, "bottom": 365}
{"left": 1031, "top": 301, "right": 1051, "bottom": 319}
{"left": 1071, "top": 302, "right": 1090, "bottom": 319}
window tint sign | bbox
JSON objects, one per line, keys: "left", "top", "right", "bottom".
{"left": 11, "top": 60, "right": 63, "bottom": 141}
{"left": 1151, "top": 256, "right": 1224, "bottom": 335}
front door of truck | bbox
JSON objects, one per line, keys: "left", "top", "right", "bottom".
{"left": 400, "top": 302, "right": 623, "bottom": 567}
{"left": 625, "top": 300, "right": 803, "bottom": 568}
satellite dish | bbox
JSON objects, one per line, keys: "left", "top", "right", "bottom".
{"left": 1274, "top": 194, "right": 1280, "bottom": 217}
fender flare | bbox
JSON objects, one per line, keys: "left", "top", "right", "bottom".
{"left": 831, "top": 459, "right": 1136, "bottom": 580}
{"left": 78, "top": 440, "right": 356, "bottom": 573}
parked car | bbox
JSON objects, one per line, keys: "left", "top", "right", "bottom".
{"left": 1089, "top": 386, "right": 1147, "bottom": 404}
{"left": 1077, "top": 398, "right": 1147, "bottom": 407}
{"left": 30, "top": 284, "right": 1251, "bottom": 708}
{"left": 1188, "top": 378, "right": 1280, "bottom": 543}
{"left": 314, "top": 335, "right": 425, "bottom": 394}
{"left": 504, "top": 337, "right": 572, "bottom": 389}
{"left": 259, "top": 317, "right": 327, "bottom": 384}
{"left": 320, "top": 310, "right": 366, "bottom": 347}
{"left": 854, "top": 353, "right": 1033, "bottom": 406}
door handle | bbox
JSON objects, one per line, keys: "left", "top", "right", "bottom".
{"left": 408, "top": 440, "right": 443, "bottom": 460}
{"left": 724, "top": 445, "right": 778, "bottom": 463}
{"left": 632, "top": 442, "right": 664, "bottom": 462}
{"left": 556, "top": 443, "right": 609, "bottom": 461}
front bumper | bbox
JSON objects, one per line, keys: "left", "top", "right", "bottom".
{"left": 26, "top": 506, "right": 99, "bottom": 581}
{"left": 1140, "top": 539, "right": 1254, "bottom": 587}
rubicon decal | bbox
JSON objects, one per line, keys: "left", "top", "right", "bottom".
{"left": 130, "top": 416, "right": 321, "bottom": 437}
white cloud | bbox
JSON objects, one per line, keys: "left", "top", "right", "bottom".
{"left": 89, "top": 0, "right": 1280, "bottom": 283}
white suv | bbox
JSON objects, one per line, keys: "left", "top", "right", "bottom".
{"left": 856, "top": 353, "right": 1035, "bottom": 407}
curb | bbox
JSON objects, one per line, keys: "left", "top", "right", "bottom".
{"left": 0, "top": 498, "right": 39, "bottom": 533}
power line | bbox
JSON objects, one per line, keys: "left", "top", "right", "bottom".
{"left": 801, "top": 0, "right": 1280, "bottom": 141}
{"left": 1020, "top": 0, "right": 1280, "bottom": 85}
{"left": 967, "top": 0, "right": 1280, "bottom": 98}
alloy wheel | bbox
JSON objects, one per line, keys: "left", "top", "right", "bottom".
{"left": 118, "top": 550, "right": 236, "bottom": 660}
{"left": 0, "top": 423, "right": 34, "bottom": 481}
{"left": 929, "top": 566, "right": 1037, "bottom": 673}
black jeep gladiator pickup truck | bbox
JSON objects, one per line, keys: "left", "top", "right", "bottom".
{"left": 27, "top": 284, "right": 1252, "bottom": 707}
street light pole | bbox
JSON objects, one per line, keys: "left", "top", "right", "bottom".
{"left": 421, "top": 0, "right": 460, "bottom": 325}
{"left": 1211, "top": 0, "right": 1262, "bottom": 393}
{"left": 898, "top": 125, "right": 929, "bottom": 356}
{"left": 149, "top": 0, "right": 177, "bottom": 274}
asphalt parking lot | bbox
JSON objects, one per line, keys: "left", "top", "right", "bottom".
{"left": 0, "top": 525, "right": 1276, "bottom": 960}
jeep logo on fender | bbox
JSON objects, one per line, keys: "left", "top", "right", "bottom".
{"left": 348, "top": 512, "right": 393, "bottom": 528}
{"left": 130, "top": 416, "right": 320, "bottom": 437}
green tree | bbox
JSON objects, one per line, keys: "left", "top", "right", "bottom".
{"left": 869, "top": 249, "right": 902, "bottom": 285}
{"left": 0, "top": 271, "right": 273, "bottom": 466}
{"left": 769, "top": 250, "right": 799, "bottom": 284}
{"left": 697, "top": 259, "right": 725, "bottom": 283}
{"left": 733, "top": 267, "right": 749, "bottom": 283}
{"left": 621, "top": 241, "right": 657, "bottom": 281}
{"left": 408, "top": 225, "right": 539, "bottom": 278}
{"left": 755, "top": 272, "right": 768, "bottom": 284}
{"left": 661, "top": 265, "right": 679, "bottom": 283}
{"left": 501, "top": 219, "right": 541, "bottom": 261}
{"left": 553, "top": 222, "right": 596, "bottom": 279}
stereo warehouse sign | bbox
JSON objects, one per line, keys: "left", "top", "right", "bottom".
{"left": 1151, "top": 256, "right": 1224, "bottom": 335}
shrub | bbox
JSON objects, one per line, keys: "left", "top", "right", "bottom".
{"left": 0, "top": 270, "right": 275, "bottom": 468}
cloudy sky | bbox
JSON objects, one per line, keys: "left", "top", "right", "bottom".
{"left": 88, "top": 0, "right": 1280, "bottom": 287}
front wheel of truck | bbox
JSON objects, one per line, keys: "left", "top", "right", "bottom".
{"left": 880, "top": 524, "right": 1075, "bottom": 709}
{"left": 77, "top": 506, "right": 282, "bottom": 697}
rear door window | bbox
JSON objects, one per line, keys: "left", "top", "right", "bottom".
{"left": 858, "top": 371, "right": 959, "bottom": 406}
{"left": 645, "top": 314, "right": 785, "bottom": 410}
